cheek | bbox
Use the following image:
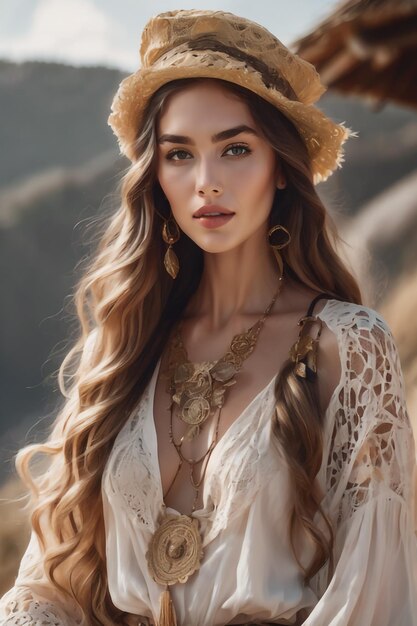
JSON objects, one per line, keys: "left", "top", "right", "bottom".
{"left": 243, "top": 161, "right": 276, "bottom": 205}
{"left": 158, "top": 165, "right": 191, "bottom": 205}
{"left": 240, "top": 151, "right": 275, "bottom": 185}
{"left": 157, "top": 166, "right": 193, "bottom": 234}
{"left": 157, "top": 165, "right": 173, "bottom": 194}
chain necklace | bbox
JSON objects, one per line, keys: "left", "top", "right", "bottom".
{"left": 163, "top": 279, "right": 282, "bottom": 511}
{"left": 146, "top": 278, "right": 284, "bottom": 607}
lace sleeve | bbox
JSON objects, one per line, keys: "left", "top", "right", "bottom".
{"left": 306, "top": 305, "right": 417, "bottom": 626}
{"left": 329, "top": 310, "right": 415, "bottom": 520}
{"left": 0, "top": 531, "right": 82, "bottom": 626}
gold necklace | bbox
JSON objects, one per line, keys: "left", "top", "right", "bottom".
{"left": 146, "top": 279, "right": 283, "bottom": 612}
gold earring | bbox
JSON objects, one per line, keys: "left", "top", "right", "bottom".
{"left": 162, "top": 216, "right": 180, "bottom": 279}
{"left": 268, "top": 224, "right": 291, "bottom": 280}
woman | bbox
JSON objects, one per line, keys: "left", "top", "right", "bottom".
{"left": 1, "top": 8, "right": 416, "bottom": 626}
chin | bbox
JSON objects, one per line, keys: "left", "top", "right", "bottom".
{"left": 193, "top": 237, "right": 241, "bottom": 254}
{"left": 182, "top": 223, "right": 251, "bottom": 254}
{"left": 179, "top": 226, "right": 230, "bottom": 251}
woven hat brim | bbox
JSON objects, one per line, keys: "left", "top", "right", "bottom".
{"left": 108, "top": 48, "right": 354, "bottom": 184}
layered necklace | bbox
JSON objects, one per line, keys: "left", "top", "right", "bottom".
{"left": 146, "top": 278, "right": 283, "bottom": 626}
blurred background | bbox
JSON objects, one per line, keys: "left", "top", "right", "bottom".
{"left": 1, "top": 0, "right": 417, "bottom": 594}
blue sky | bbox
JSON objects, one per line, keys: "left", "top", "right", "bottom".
{"left": 0, "top": 0, "right": 339, "bottom": 71}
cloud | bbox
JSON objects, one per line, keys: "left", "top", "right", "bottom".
{"left": 0, "top": 0, "right": 132, "bottom": 70}
{"left": 0, "top": 0, "right": 339, "bottom": 72}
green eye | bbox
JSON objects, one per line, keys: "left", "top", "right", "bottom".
{"left": 166, "top": 150, "right": 191, "bottom": 161}
{"left": 225, "top": 144, "right": 251, "bottom": 156}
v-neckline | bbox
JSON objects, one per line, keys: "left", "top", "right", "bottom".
{"left": 147, "top": 297, "right": 335, "bottom": 517}
{"left": 149, "top": 355, "right": 278, "bottom": 516}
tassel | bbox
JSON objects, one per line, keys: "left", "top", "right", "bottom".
{"left": 158, "top": 588, "right": 178, "bottom": 626}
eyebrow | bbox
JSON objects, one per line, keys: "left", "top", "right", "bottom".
{"left": 157, "top": 124, "right": 259, "bottom": 145}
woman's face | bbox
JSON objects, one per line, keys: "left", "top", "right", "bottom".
{"left": 156, "top": 81, "right": 280, "bottom": 254}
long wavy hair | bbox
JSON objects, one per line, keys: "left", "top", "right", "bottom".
{"left": 11, "top": 77, "right": 362, "bottom": 625}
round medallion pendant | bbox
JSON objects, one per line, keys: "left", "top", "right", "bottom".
{"left": 182, "top": 397, "right": 211, "bottom": 425}
{"left": 146, "top": 514, "right": 204, "bottom": 585}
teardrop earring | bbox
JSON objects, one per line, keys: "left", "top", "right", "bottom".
{"left": 267, "top": 224, "right": 291, "bottom": 280}
{"left": 162, "top": 214, "right": 180, "bottom": 279}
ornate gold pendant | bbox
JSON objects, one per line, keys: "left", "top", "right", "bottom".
{"left": 146, "top": 514, "right": 204, "bottom": 585}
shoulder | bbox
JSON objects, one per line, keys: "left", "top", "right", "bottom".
{"left": 317, "top": 304, "right": 414, "bottom": 493}
{"left": 315, "top": 298, "right": 393, "bottom": 340}
{"left": 315, "top": 298, "right": 398, "bottom": 365}
{"left": 313, "top": 299, "right": 397, "bottom": 414}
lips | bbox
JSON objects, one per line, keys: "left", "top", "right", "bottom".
{"left": 193, "top": 204, "right": 235, "bottom": 218}
{"left": 196, "top": 213, "right": 235, "bottom": 229}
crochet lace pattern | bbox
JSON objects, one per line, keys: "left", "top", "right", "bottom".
{"left": 320, "top": 300, "right": 413, "bottom": 519}
{"left": 1, "top": 599, "right": 70, "bottom": 626}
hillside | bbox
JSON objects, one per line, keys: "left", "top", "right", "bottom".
{"left": 0, "top": 60, "right": 124, "bottom": 186}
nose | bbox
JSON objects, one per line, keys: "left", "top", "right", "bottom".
{"left": 195, "top": 160, "right": 223, "bottom": 196}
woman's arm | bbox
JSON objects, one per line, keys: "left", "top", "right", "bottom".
{"left": 305, "top": 308, "right": 417, "bottom": 625}
{"left": 0, "top": 530, "right": 82, "bottom": 625}
{"left": 0, "top": 530, "right": 154, "bottom": 626}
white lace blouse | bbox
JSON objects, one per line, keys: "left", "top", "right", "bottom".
{"left": 1, "top": 300, "right": 417, "bottom": 626}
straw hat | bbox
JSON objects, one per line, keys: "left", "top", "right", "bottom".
{"left": 108, "top": 9, "right": 355, "bottom": 184}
